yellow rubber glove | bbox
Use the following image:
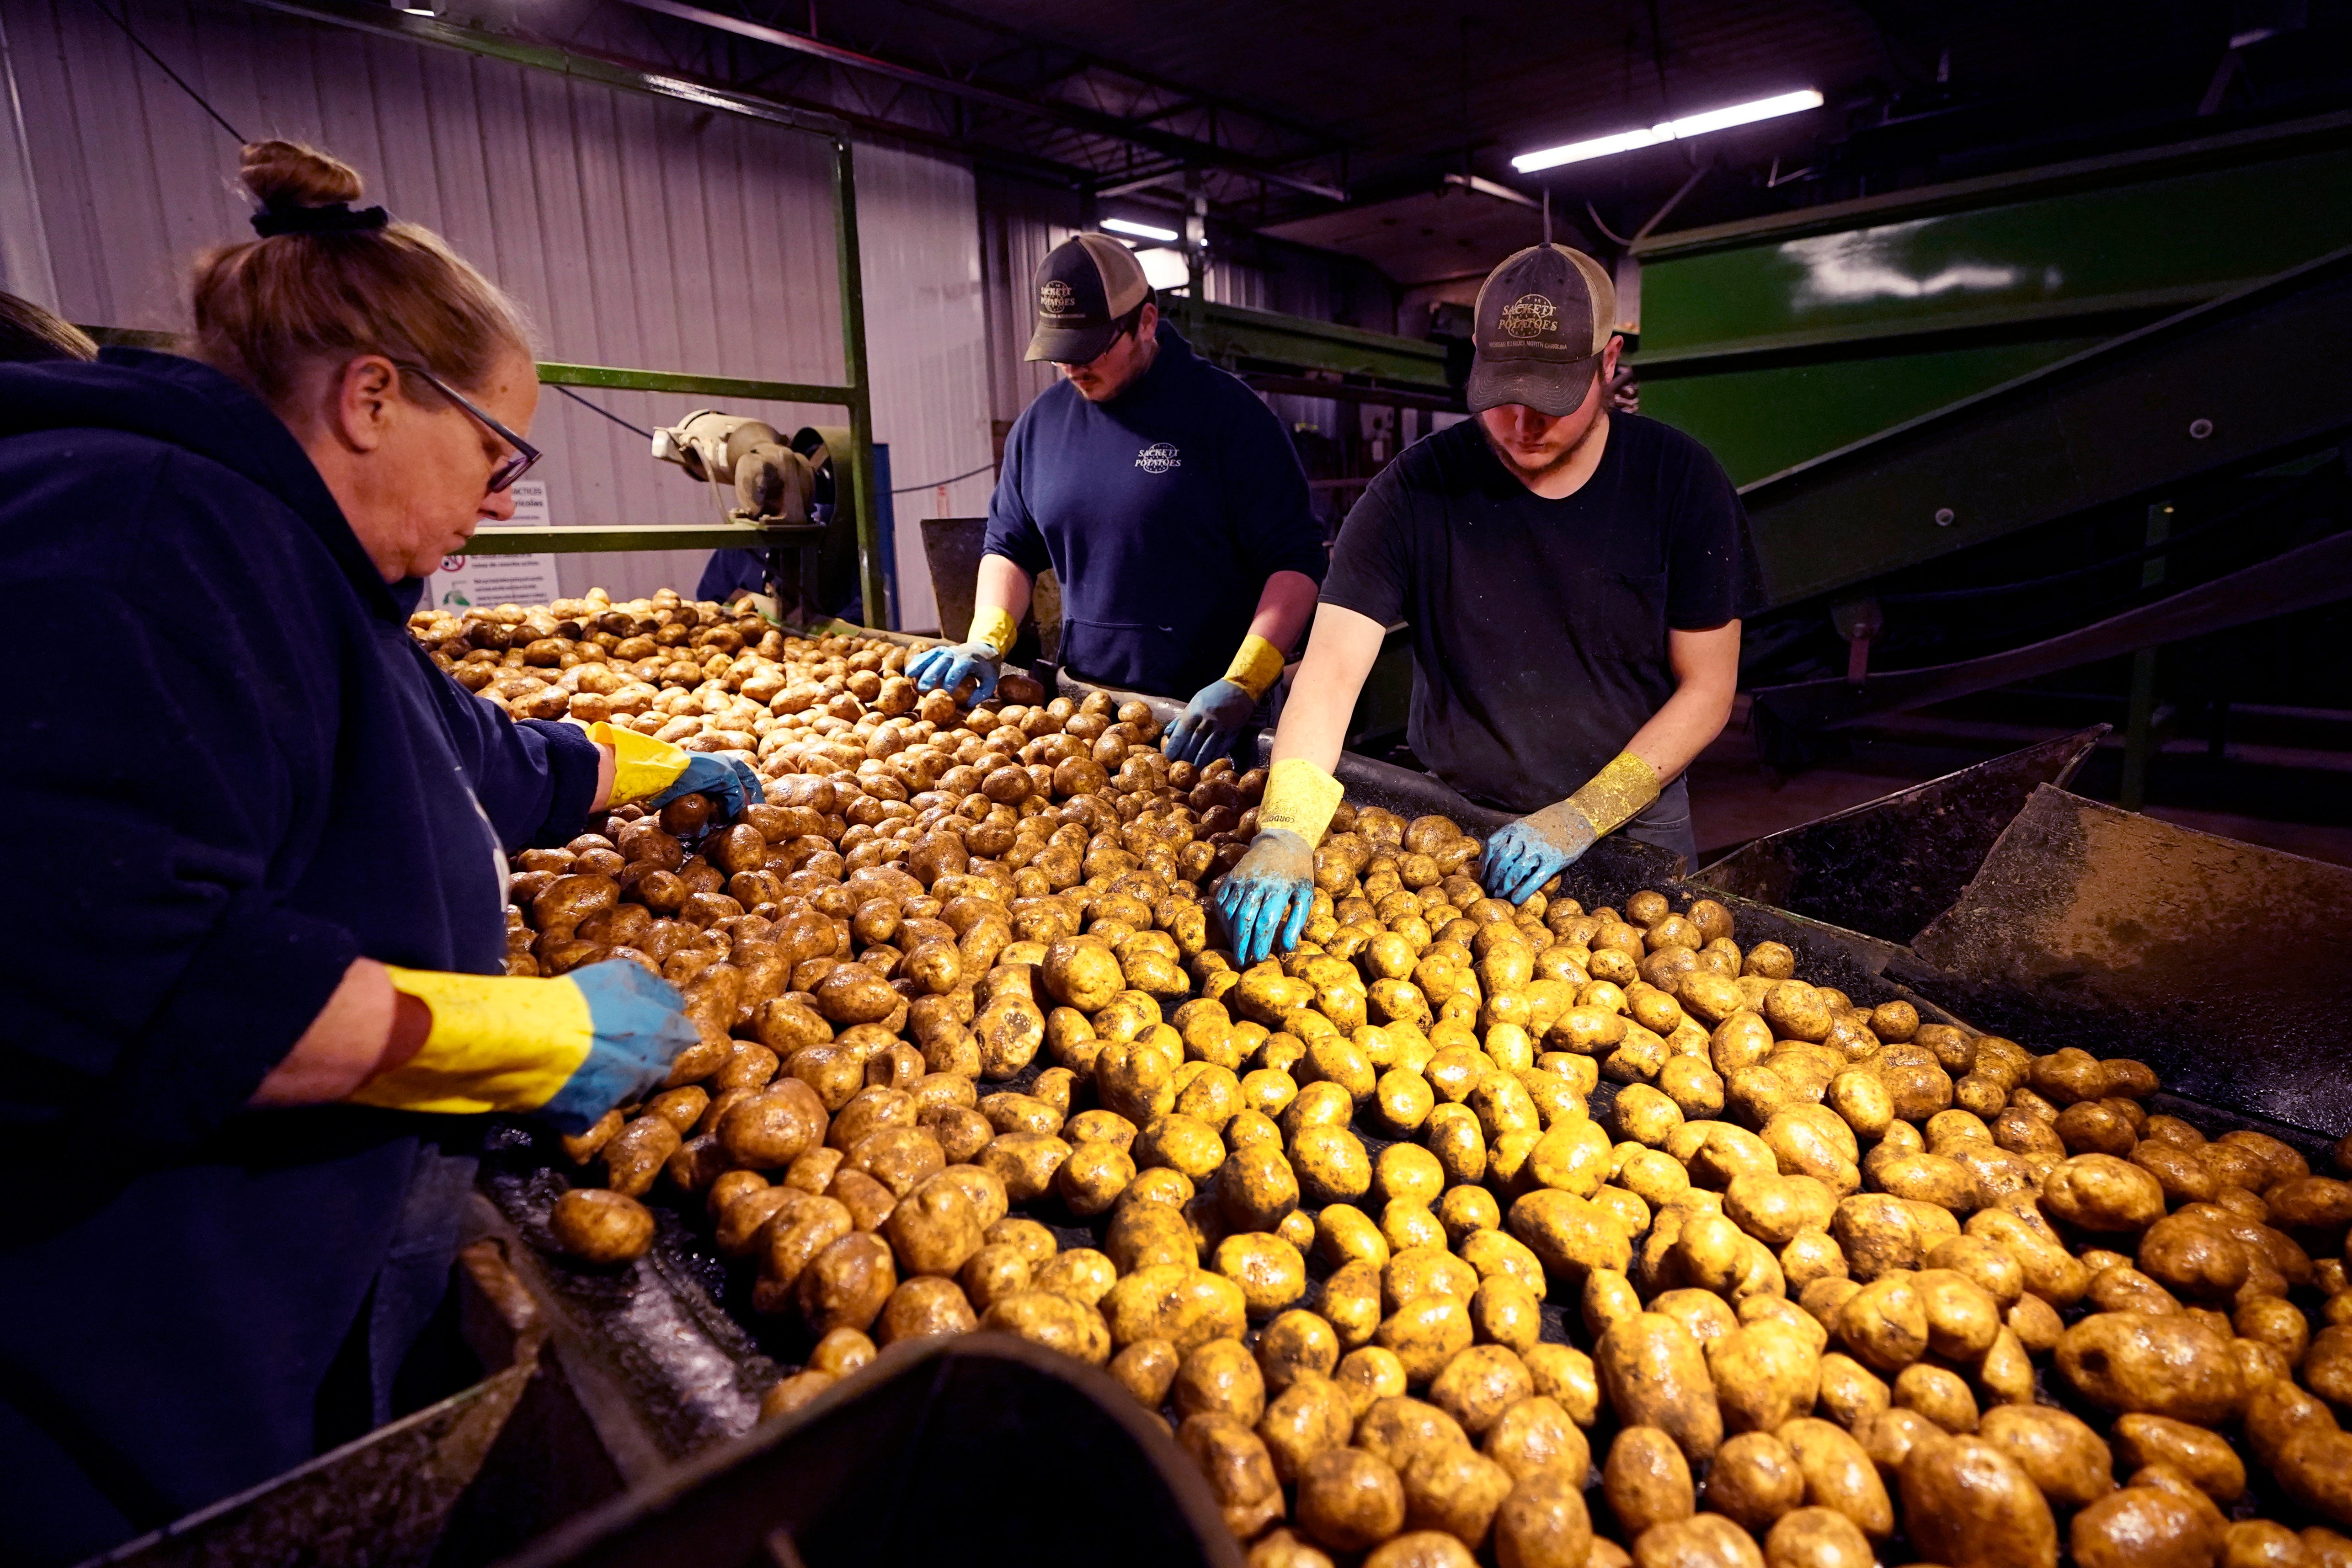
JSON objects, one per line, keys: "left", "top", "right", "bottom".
{"left": 1478, "top": 751, "right": 1662, "bottom": 904}
{"left": 1214, "top": 758, "right": 1345, "bottom": 963}
{"left": 346, "top": 962, "right": 697, "bottom": 1132}
{"left": 1165, "top": 634, "right": 1288, "bottom": 767}
{"left": 590, "top": 722, "right": 763, "bottom": 819}
{"left": 906, "top": 606, "right": 1016, "bottom": 701}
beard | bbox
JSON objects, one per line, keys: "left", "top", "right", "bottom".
{"left": 1478, "top": 409, "right": 1603, "bottom": 484}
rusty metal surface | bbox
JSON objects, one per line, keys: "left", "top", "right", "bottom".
{"left": 1901, "top": 784, "right": 2352, "bottom": 1137}
{"left": 499, "top": 1337, "right": 1246, "bottom": 1568}
{"left": 477, "top": 1146, "right": 777, "bottom": 1467}
{"left": 915, "top": 516, "right": 1059, "bottom": 655}
{"left": 1696, "top": 728, "right": 2106, "bottom": 943}
{"left": 92, "top": 1340, "right": 535, "bottom": 1568}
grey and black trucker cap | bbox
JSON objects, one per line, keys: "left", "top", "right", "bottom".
{"left": 1024, "top": 234, "right": 1153, "bottom": 363}
{"left": 1464, "top": 243, "right": 1619, "bottom": 416}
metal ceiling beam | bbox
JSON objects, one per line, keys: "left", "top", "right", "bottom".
{"left": 611, "top": 0, "right": 1346, "bottom": 202}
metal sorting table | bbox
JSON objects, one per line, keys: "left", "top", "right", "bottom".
{"left": 475, "top": 651, "right": 2352, "bottom": 1557}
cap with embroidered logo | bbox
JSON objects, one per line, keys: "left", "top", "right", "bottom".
{"left": 1025, "top": 234, "right": 1154, "bottom": 364}
{"left": 1465, "top": 242, "right": 1618, "bottom": 417}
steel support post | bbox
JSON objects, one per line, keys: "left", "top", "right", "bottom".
{"left": 832, "top": 136, "right": 887, "bottom": 629}
{"left": 2121, "top": 500, "right": 2175, "bottom": 811}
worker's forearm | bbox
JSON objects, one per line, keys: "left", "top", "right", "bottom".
{"left": 591, "top": 741, "right": 617, "bottom": 812}
{"left": 972, "top": 554, "right": 1035, "bottom": 631}
{"left": 1267, "top": 603, "right": 1388, "bottom": 776}
{"left": 1246, "top": 570, "right": 1321, "bottom": 656}
{"left": 249, "top": 958, "right": 429, "bottom": 1107}
{"left": 1624, "top": 674, "right": 1737, "bottom": 784}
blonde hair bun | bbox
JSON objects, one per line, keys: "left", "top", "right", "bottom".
{"left": 239, "top": 139, "right": 363, "bottom": 211}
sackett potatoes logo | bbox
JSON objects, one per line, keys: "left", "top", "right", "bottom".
{"left": 1039, "top": 279, "right": 1076, "bottom": 316}
{"left": 1135, "top": 442, "right": 1181, "bottom": 474}
{"left": 1500, "top": 293, "right": 1557, "bottom": 339}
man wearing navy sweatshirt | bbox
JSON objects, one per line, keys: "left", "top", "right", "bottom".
{"left": 911, "top": 235, "right": 1326, "bottom": 766}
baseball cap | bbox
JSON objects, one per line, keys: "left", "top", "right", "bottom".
{"left": 1024, "top": 234, "right": 1153, "bottom": 363}
{"left": 1464, "top": 243, "right": 1618, "bottom": 417}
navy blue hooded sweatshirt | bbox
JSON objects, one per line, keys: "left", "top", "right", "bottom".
{"left": 982, "top": 320, "right": 1326, "bottom": 698}
{"left": 0, "top": 350, "right": 602, "bottom": 1563}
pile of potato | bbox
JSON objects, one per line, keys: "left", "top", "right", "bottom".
{"left": 416, "top": 590, "right": 2352, "bottom": 1568}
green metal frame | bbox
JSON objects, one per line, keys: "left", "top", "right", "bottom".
{"left": 1187, "top": 300, "right": 1452, "bottom": 391}
{"left": 1629, "top": 110, "right": 2352, "bottom": 488}
{"left": 171, "top": 0, "right": 891, "bottom": 622}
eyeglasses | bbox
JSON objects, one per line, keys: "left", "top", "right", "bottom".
{"left": 395, "top": 362, "right": 541, "bottom": 493}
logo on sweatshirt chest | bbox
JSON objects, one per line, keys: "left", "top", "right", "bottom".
{"left": 1135, "top": 442, "right": 1182, "bottom": 475}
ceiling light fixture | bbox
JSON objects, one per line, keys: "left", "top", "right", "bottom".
{"left": 1511, "top": 88, "right": 1823, "bottom": 173}
{"left": 1102, "top": 217, "right": 1180, "bottom": 243}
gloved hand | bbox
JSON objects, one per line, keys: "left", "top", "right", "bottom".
{"left": 1213, "top": 829, "right": 1316, "bottom": 965}
{"left": 907, "top": 604, "right": 1017, "bottom": 703}
{"left": 590, "top": 721, "right": 764, "bottom": 821}
{"left": 1163, "top": 678, "right": 1258, "bottom": 767}
{"left": 1478, "top": 751, "right": 1662, "bottom": 905}
{"left": 1477, "top": 800, "right": 1597, "bottom": 905}
{"left": 643, "top": 753, "right": 763, "bottom": 821}
{"left": 906, "top": 638, "right": 1003, "bottom": 704}
{"left": 347, "top": 960, "right": 699, "bottom": 1132}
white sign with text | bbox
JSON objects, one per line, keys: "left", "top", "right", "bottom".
{"left": 427, "top": 481, "right": 560, "bottom": 609}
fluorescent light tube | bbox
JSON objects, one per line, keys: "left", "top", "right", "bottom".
{"left": 1512, "top": 89, "right": 1823, "bottom": 173}
{"left": 1102, "top": 217, "right": 1180, "bottom": 243}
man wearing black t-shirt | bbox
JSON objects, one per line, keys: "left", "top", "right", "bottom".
{"left": 1216, "top": 242, "right": 1763, "bottom": 963}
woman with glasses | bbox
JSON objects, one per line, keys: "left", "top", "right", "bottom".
{"left": 0, "top": 141, "right": 742, "bottom": 1564}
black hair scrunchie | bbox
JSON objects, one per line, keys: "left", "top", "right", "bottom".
{"left": 251, "top": 202, "right": 389, "bottom": 238}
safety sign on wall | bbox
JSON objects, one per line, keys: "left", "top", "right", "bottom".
{"left": 426, "top": 481, "right": 561, "bottom": 609}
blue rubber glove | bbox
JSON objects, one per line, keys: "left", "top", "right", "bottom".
{"left": 906, "top": 640, "right": 1003, "bottom": 703}
{"left": 1213, "top": 829, "right": 1317, "bottom": 965}
{"left": 643, "top": 753, "right": 765, "bottom": 822}
{"left": 352, "top": 959, "right": 700, "bottom": 1133}
{"left": 1477, "top": 800, "right": 1596, "bottom": 906}
{"left": 1163, "top": 679, "right": 1258, "bottom": 768}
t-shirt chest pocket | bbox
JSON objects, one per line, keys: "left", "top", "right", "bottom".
{"left": 1571, "top": 567, "right": 1670, "bottom": 665}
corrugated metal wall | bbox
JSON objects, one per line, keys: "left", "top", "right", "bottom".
{"left": 0, "top": 0, "right": 989, "bottom": 619}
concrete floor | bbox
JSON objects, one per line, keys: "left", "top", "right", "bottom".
{"left": 1686, "top": 701, "right": 2352, "bottom": 871}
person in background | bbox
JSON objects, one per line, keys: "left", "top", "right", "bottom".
{"left": 910, "top": 234, "right": 1326, "bottom": 767}
{"left": 0, "top": 141, "right": 749, "bottom": 1565}
{"left": 0, "top": 291, "right": 98, "bottom": 363}
{"left": 1216, "top": 241, "right": 1760, "bottom": 962}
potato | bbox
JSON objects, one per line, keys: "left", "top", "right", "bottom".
{"left": 2056, "top": 1311, "right": 2244, "bottom": 1423}
{"left": 2043, "top": 1154, "right": 2166, "bottom": 1232}
{"left": 883, "top": 1173, "right": 984, "bottom": 1277}
{"left": 979, "top": 1290, "right": 1110, "bottom": 1365}
{"left": 1710, "top": 1321, "right": 1821, "bottom": 1434}
{"left": 1891, "top": 1362, "right": 1976, "bottom": 1433}
{"left": 602, "top": 1114, "right": 683, "bottom": 1196}
{"left": 1293, "top": 1125, "right": 1375, "bottom": 1205}
{"left": 1834, "top": 1274, "right": 1927, "bottom": 1373}
{"left": 975, "top": 1130, "right": 1071, "bottom": 1202}
{"left": 1176, "top": 1335, "right": 1268, "bottom": 1425}
{"left": 1632, "top": 1514, "right": 1765, "bottom": 1568}
{"left": 1110, "top": 1337, "right": 1181, "bottom": 1406}
{"left": 1429, "top": 1346, "right": 1533, "bottom": 1438}
{"left": 1493, "top": 1467, "right": 1593, "bottom": 1568}
{"left": 1776, "top": 1419, "right": 1893, "bottom": 1539}
{"left": 1605, "top": 1426, "right": 1694, "bottom": 1535}
{"left": 1101, "top": 1264, "right": 1247, "bottom": 1353}
{"left": 2112, "top": 1413, "right": 2246, "bottom": 1503}
{"left": 1401, "top": 1443, "right": 1513, "bottom": 1550}
{"left": 1726, "top": 1174, "right": 1837, "bottom": 1248}
{"left": 2071, "top": 1485, "right": 2228, "bottom": 1568}
{"left": 1688, "top": 1433, "right": 1798, "bottom": 1536}
{"left": 1180, "top": 1412, "right": 1287, "bottom": 1539}
{"left": 798, "top": 1230, "right": 896, "bottom": 1335}
{"left": 1376, "top": 1296, "right": 1476, "bottom": 1385}
{"left": 1216, "top": 1232, "right": 1309, "bottom": 1317}
{"left": 1296, "top": 1446, "right": 1407, "bottom": 1552}
{"left": 1509, "top": 1189, "right": 1633, "bottom": 1283}
{"left": 1261, "top": 1371, "right": 1357, "bottom": 1483}
{"left": 1761, "top": 1506, "right": 1871, "bottom": 1568}
{"left": 550, "top": 1187, "right": 656, "bottom": 1264}
{"left": 1597, "top": 1314, "right": 1722, "bottom": 1462}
